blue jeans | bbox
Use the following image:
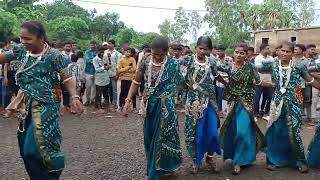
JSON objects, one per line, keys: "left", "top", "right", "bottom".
{"left": 215, "top": 86, "right": 224, "bottom": 111}
{"left": 254, "top": 86, "right": 273, "bottom": 116}
{"left": 0, "top": 79, "right": 10, "bottom": 108}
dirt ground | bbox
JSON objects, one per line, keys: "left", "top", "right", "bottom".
{"left": 0, "top": 108, "right": 319, "bottom": 180}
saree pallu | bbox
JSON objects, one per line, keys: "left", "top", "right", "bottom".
{"left": 307, "top": 120, "right": 320, "bottom": 167}
{"left": 144, "top": 94, "right": 182, "bottom": 180}
{"left": 18, "top": 97, "right": 64, "bottom": 180}
{"left": 185, "top": 102, "right": 221, "bottom": 166}
{"left": 266, "top": 101, "right": 306, "bottom": 167}
{"left": 220, "top": 101, "right": 264, "bottom": 166}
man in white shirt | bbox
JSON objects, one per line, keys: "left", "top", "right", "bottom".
{"left": 254, "top": 43, "right": 274, "bottom": 119}
{"left": 216, "top": 45, "right": 233, "bottom": 115}
{"left": 103, "top": 40, "right": 122, "bottom": 109}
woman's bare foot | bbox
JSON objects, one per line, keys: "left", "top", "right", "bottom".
{"left": 232, "top": 165, "right": 241, "bottom": 175}
{"left": 298, "top": 165, "right": 308, "bottom": 173}
{"left": 190, "top": 164, "right": 199, "bottom": 174}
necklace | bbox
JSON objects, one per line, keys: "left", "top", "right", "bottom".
{"left": 191, "top": 54, "right": 210, "bottom": 90}
{"left": 15, "top": 42, "right": 50, "bottom": 83}
{"left": 278, "top": 60, "right": 293, "bottom": 94}
{"left": 147, "top": 56, "right": 167, "bottom": 90}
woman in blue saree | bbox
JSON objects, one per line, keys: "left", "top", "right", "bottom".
{"left": 307, "top": 120, "right": 320, "bottom": 168}
{"left": 182, "top": 37, "right": 224, "bottom": 174}
{"left": 220, "top": 43, "right": 272, "bottom": 175}
{"left": 0, "top": 21, "right": 83, "bottom": 179}
{"left": 123, "top": 37, "right": 183, "bottom": 180}
{"left": 261, "top": 42, "right": 320, "bottom": 173}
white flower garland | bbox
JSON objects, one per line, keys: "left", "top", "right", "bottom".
{"left": 191, "top": 54, "right": 210, "bottom": 90}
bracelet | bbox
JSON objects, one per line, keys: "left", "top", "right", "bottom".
{"left": 256, "top": 80, "right": 262, "bottom": 86}
{"left": 132, "top": 80, "right": 141, "bottom": 85}
{"left": 125, "top": 98, "right": 132, "bottom": 103}
{"left": 72, "top": 95, "right": 81, "bottom": 100}
{"left": 306, "top": 77, "right": 315, "bottom": 85}
{"left": 63, "top": 77, "right": 73, "bottom": 84}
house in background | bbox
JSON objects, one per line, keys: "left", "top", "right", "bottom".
{"left": 253, "top": 26, "right": 320, "bottom": 53}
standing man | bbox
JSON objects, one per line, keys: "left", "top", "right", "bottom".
{"left": 104, "top": 39, "right": 122, "bottom": 110}
{"left": 62, "top": 41, "right": 73, "bottom": 58}
{"left": 84, "top": 41, "right": 97, "bottom": 106}
{"left": 247, "top": 47, "right": 256, "bottom": 63}
{"left": 216, "top": 45, "right": 233, "bottom": 116}
{"left": 254, "top": 43, "right": 274, "bottom": 120}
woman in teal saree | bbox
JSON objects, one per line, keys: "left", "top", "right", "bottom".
{"left": 0, "top": 21, "right": 83, "bottom": 180}
{"left": 220, "top": 43, "right": 272, "bottom": 175}
{"left": 123, "top": 37, "right": 183, "bottom": 180}
{"left": 260, "top": 42, "right": 320, "bottom": 173}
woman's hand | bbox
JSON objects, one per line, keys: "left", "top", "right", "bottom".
{"left": 123, "top": 98, "right": 132, "bottom": 116}
{"left": 70, "top": 96, "right": 84, "bottom": 114}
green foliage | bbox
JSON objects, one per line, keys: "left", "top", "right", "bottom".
{"left": 90, "top": 13, "right": 125, "bottom": 41}
{"left": 115, "top": 27, "right": 136, "bottom": 47}
{"left": 47, "top": 16, "right": 89, "bottom": 41}
{"left": 0, "top": 9, "right": 19, "bottom": 41}
{"left": 46, "top": 0, "right": 91, "bottom": 23}
{"left": 131, "top": 32, "right": 159, "bottom": 49}
{"left": 204, "top": 0, "right": 316, "bottom": 50}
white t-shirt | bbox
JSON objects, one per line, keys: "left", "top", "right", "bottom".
{"left": 254, "top": 54, "right": 274, "bottom": 84}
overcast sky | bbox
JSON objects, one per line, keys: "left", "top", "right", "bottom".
{"left": 39, "top": 0, "right": 320, "bottom": 34}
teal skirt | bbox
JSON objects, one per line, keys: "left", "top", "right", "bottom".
{"left": 18, "top": 99, "right": 64, "bottom": 180}
{"left": 307, "top": 121, "right": 320, "bottom": 167}
{"left": 221, "top": 102, "right": 257, "bottom": 166}
{"left": 266, "top": 107, "right": 306, "bottom": 167}
{"left": 144, "top": 97, "right": 182, "bottom": 180}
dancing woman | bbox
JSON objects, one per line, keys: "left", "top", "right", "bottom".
{"left": 0, "top": 21, "right": 83, "bottom": 179}
{"left": 264, "top": 42, "right": 320, "bottom": 173}
{"left": 220, "top": 43, "right": 272, "bottom": 175}
{"left": 123, "top": 37, "right": 183, "bottom": 180}
{"left": 182, "top": 36, "right": 224, "bottom": 173}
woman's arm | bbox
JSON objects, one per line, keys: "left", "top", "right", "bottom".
{"left": 0, "top": 53, "right": 8, "bottom": 64}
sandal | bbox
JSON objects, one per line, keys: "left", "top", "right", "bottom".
{"left": 267, "top": 164, "right": 277, "bottom": 171}
{"left": 190, "top": 164, "right": 199, "bottom": 174}
{"left": 298, "top": 165, "right": 308, "bottom": 173}
{"left": 232, "top": 165, "right": 241, "bottom": 175}
{"left": 206, "top": 154, "right": 219, "bottom": 172}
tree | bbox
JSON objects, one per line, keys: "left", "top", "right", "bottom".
{"left": 10, "top": 5, "right": 47, "bottom": 24}
{"left": 46, "top": 0, "right": 91, "bottom": 23}
{"left": 115, "top": 27, "right": 136, "bottom": 47}
{"left": 47, "top": 16, "right": 89, "bottom": 41}
{"left": 0, "top": 0, "right": 38, "bottom": 10}
{"left": 285, "top": 0, "right": 315, "bottom": 27}
{"left": 131, "top": 32, "right": 160, "bottom": 49}
{"left": 90, "top": 13, "right": 125, "bottom": 41}
{"left": 188, "top": 11, "right": 202, "bottom": 43}
{"left": 158, "top": 19, "right": 174, "bottom": 41}
{"left": 204, "top": 0, "right": 251, "bottom": 49}
{"left": 172, "top": 7, "right": 189, "bottom": 43}
{"left": 0, "top": 9, "right": 19, "bottom": 42}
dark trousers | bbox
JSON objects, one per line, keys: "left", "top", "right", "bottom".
{"left": 254, "top": 86, "right": 273, "bottom": 116}
{"left": 0, "top": 79, "right": 10, "bottom": 108}
{"left": 215, "top": 86, "right": 224, "bottom": 111}
{"left": 119, "top": 80, "right": 136, "bottom": 108}
{"left": 61, "top": 84, "right": 70, "bottom": 107}
{"left": 95, "top": 85, "right": 110, "bottom": 108}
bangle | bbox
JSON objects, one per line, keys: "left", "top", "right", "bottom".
{"left": 256, "top": 80, "right": 262, "bottom": 86}
{"left": 63, "top": 77, "right": 73, "bottom": 84}
{"left": 125, "top": 98, "right": 132, "bottom": 103}
{"left": 132, "top": 80, "right": 141, "bottom": 85}
{"left": 72, "top": 95, "right": 81, "bottom": 100}
{"left": 306, "top": 77, "right": 315, "bottom": 85}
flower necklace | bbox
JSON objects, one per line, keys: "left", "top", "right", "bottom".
{"left": 191, "top": 54, "right": 210, "bottom": 90}
{"left": 15, "top": 42, "right": 49, "bottom": 83}
{"left": 147, "top": 56, "right": 167, "bottom": 91}
{"left": 278, "top": 60, "right": 293, "bottom": 94}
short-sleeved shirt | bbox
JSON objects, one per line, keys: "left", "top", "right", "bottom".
{"left": 5, "top": 44, "right": 70, "bottom": 103}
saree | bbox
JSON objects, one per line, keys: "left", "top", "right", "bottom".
{"left": 140, "top": 57, "right": 183, "bottom": 180}
{"left": 5, "top": 44, "right": 69, "bottom": 179}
